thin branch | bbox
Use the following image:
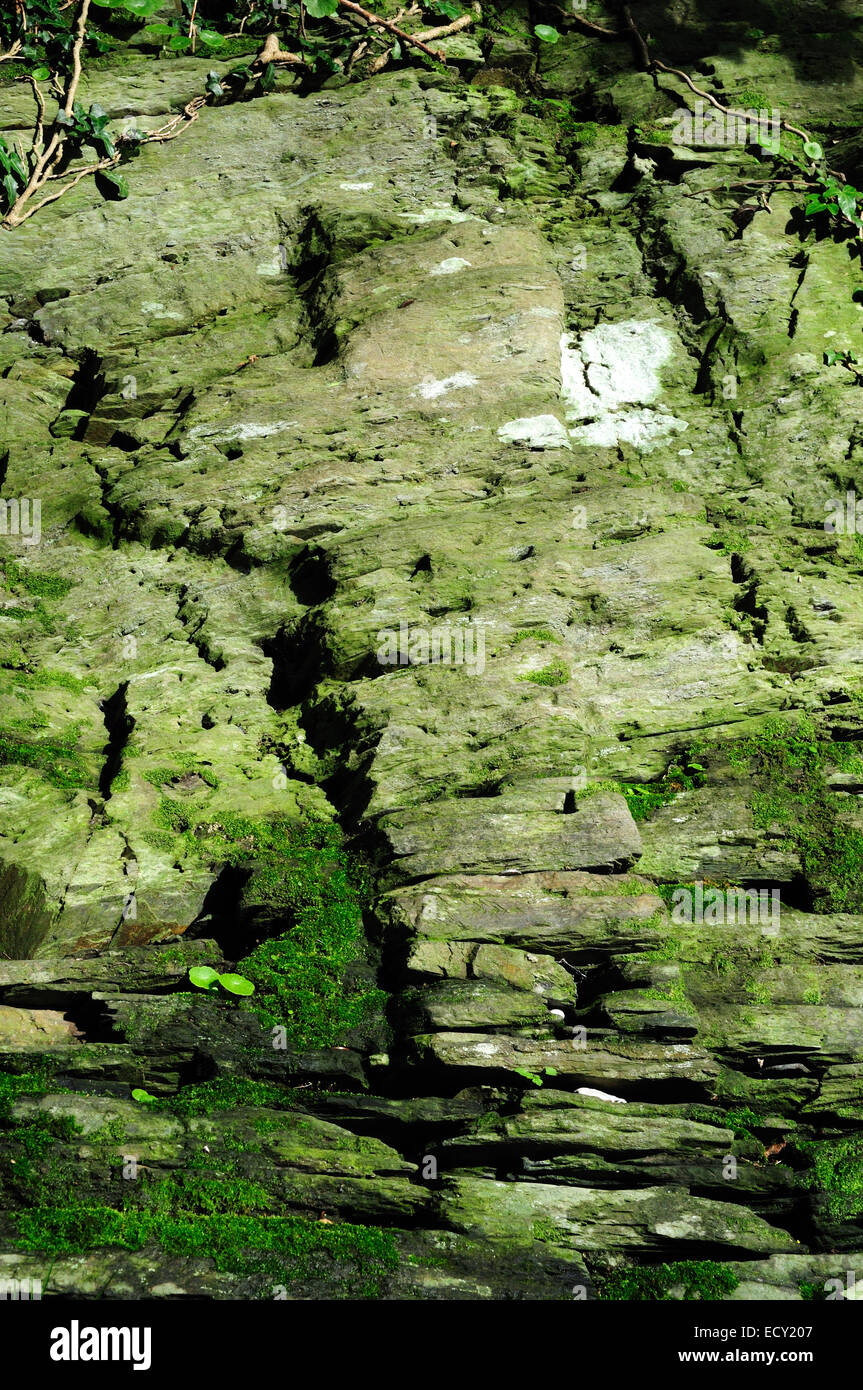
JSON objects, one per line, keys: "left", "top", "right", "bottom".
{"left": 255, "top": 32, "right": 304, "bottom": 66}
{"left": 415, "top": 4, "right": 479, "bottom": 42}
{"left": 0, "top": 39, "right": 23, "bottom": 62}
{"left": 336, "top": 0, "right": 445, "bottom": 61}
{"left": 621, "top": 3, "right": 650, "bottom": 71}
{"left": 25, "top": 74, "right": 46, "bottom": 158}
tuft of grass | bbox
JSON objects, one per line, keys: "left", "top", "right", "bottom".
{"left": 518, "top": 659, "right": 570, "bottom": 686}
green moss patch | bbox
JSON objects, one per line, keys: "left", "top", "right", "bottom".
{"left": 517, "top": 659, "right": 570, "bottom": 686}
{"left": 800, "top": 1133, "right": 863, "bottom": 1220}
{"left": 0, "top": 725, "right": 90, "bottom": 788}
{"left": 727, "top": 715, "right": 863, "bottom": 911}
{"left": 10, "top": 1207, "right": 398, "bottom": 1298}
{"left": 150, "top": 806, "right": 384, "bottom": 1047}
{"left": 596, "top": 1260, "right": 739, "bottom": 1301}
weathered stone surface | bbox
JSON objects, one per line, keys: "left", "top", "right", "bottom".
{"left": 440, "top": 1176, "right": 797, "bottom": 1255}
{"left": 2, "top": 0, "right": 863, "bottom": 1301}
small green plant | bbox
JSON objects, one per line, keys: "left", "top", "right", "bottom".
{"left": 189, "top": 966, "right": 255, "bottom": 997}
{"left": 513, "top": 1067, "right": 543, "bottom": 1086}
{"left": 534, "top": 24, "right": 560, "bottom": 43}
{"left": 131, "top": 1088, "right": 157, "bottom": 1104}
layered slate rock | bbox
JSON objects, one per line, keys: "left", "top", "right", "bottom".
{"left": 2, "top": 0, "right": 863, "bottom": 1300}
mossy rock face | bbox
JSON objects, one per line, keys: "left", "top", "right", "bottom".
{"left": 3, "top": 0, "right": 863, "bottom": 1298}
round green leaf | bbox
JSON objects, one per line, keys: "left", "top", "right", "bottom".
{"left": 189, "top": 965, "right": 220, "bottom": 989}
{"left": 132, "top": 1088, "right": 156, "bottom": 1103}
{"left": 197, "top": 29, "right": 225, "bottom": 48}
{"left": 534, "top": 24, "right": 560, "bottom": 43}
{"left": 30, "top": 66, "right": 50, "bottom": 81}
{"left": 122, "top": 0, "right": 165, "bottom": 14}
{"left": 169, "top": 34, "right": 193, "bottom": 51}
{"left": 218, "top": 973, "right": 255, "bottom": 996}
{"left": 306, "top": 0, "right": 340, "bottom": 17}
{"left": 803, "top": 140, "right": 823, "bottom": 161}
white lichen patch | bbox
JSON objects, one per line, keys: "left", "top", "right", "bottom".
{"left": 401, "top": 205, "right": 473, "bottom": 225}
{"left": 561, "top": 319, "right": 688, "bottom": 450}
{"left": 340, "top": 181, "right": 374, "bottom": 191}
{"left": 188, "top": 420, "right": 298, "bottom": 444}
{"left": 430, "top": 257, "right": 472, "bottom": 276}
{"left": 497, "top": 414, "right": 570, "bottom": 449}
{"left": 569, "top": 408, "right": 688, "bottom": 450}
{"left": 413, "top": 371, "right": 479, "bottom": 401}
{"left": 140, "top": 301, "right": 183, "bottom": 320}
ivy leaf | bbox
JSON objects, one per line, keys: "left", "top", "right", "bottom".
{"left": 803, "top": 139, "right": 824, "bottom": 161}
{"left": 534, "top": 24, "right": 560, "bottom": 43}
{"left": 804, "top": 195, "right": 827, "bottom": 215}
{"left": 121, "top": 0, "right": 165, "bottom": 14}
{"left": 218, "top": 973, "right": 255, "bottom": 996}
{"left": 96, "top": 168, "right": 129, "bottom": 200}
{"left": 838, "top": 186, "right": 859, "bottom": 219}
{"left": 391, "top": 38, "right": 402, "bottom": 59}
{"left": 305, "top": 0, "right": 340, "bottom": 16}
{"left": 55, "top": 109, "right": 74, "bottom": 128}
{"left": 1, "top": 174, "right": 18, "bottom": 210}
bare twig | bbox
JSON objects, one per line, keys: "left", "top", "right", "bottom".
{"left": 551, "top": 4, "right": 617, "bottom": 38}
{"left": 256, "top": 32, "right": 303, "bottom": 66}
{"left": 25, "top": 74, "right": 46, "bottom": 158}
{"left": 2, "top": 0, "right": 95, "bottom": 228}
{"left": 0, "top": 40, "right": 23, "bottom": 63}
{"left": 415, "top": 3, "right": 479, "bottom": 43}
{"left": 621, "top": 3, "right": 650, "bottom": 71}
{"left": 337, "top": 0, "right": 445, "bottom": 61}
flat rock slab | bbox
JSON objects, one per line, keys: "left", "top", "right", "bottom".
{"left": 410, "top": 1032, "right": 719, "bottom": 1092}
{"left": 377, "top": 791, "right": 642, "bottom": 884}
{"left": 0, "top": 1006, "right": 82, "bottom": 1049}
{"left": 441, "top": 1177, "right": 797, "bottom": 1255}
{"left": 387, "top": 869, "right": 664, "bottom": 953}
